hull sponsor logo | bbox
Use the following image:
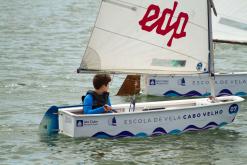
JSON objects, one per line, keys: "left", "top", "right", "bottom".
{"left": 192, "top": 79, "right": 247, "bottom": 86}
{"left": 177, "top": 78, "right": 186, "bottom": 86}
{"left": 108, "top": 116, "right": 117, "bottom": 126}
{"left": 229, "top": 104, "right": 239, "bottom": 114}
{"left": 149, "top": 79, "right": 169, "bottom": 86}
{"left": 124, "top": 110, "right": 223, "bottom": 125}
{"left": 76, "top": 120, "right": 83, "bottom": 127}
{"left": 149, "top": 79, "right": 156, "bottom": 85}
{"left": 76, "top": 120, "right": 99, "bottom": 127}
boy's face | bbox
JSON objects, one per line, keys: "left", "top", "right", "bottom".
{"left": 101, "top": 83, "right": 109, "bottom": 92}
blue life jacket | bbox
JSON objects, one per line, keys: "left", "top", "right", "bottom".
{"left": 82, "top": 90, "right": 109, "bottom": 109}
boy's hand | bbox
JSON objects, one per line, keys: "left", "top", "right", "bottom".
{"left": 103, "top": 105, "right": 112, "bottom": 112}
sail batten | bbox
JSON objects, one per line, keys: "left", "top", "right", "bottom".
{"left": 79, "top": 0, "right": 210, "bottom": 75}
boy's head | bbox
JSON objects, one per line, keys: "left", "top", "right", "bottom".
{"left": 93, "top": 74, "right": 111, "bottom": 90}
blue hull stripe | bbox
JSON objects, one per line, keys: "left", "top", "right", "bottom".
{"left": 92, "top": 122, "right": 228, "bottom": 138}
{"left": 163, "top": 89, "right": 247, "bottom": 97}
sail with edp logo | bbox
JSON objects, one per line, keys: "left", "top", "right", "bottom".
{"left": 79, "top": 0, "right": 210, "bottom": 75}
{"left": 40, "top": 0, "right": 244, "bottom": 138}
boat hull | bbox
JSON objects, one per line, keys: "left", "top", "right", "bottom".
{"left": 144, "top": 72, "right": 247, "bottom": 97}
{"left": 56, "top": 96, "right": 244, "bottom": 138}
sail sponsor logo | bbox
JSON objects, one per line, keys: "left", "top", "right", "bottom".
{"left": 196, "top": 62, "right": 203, "bottom": 71}
{"left": 124, "top": 110, "right": 223, "bottom": 125}
{"left": 76, "top": 120, "right": 99, "bottom": 127}
{"left": 139, "top": 1, "right": 189, "bottom": 47}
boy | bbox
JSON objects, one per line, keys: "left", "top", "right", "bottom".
{"left": 83, "top": 74, "right": 112, "bottom": 114}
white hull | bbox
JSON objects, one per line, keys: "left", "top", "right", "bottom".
{"left": 58, "top": 96, "right": 244, "bottom": 138}
{"left": 144, "top": 72, "right": 247, "bottom": 97}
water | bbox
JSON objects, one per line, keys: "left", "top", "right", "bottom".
{"left": 0, "top": 0, "right": 247, "bottom": 164}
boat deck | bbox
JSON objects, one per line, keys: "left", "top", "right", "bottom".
{"left": 58, "top": 96, "right": 242, "bottom": 116}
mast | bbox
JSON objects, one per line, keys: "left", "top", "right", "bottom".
{"left": 208, "top": 0, "right": 217, "bottom": 97}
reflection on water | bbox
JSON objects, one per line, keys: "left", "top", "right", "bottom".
{"left": 215, "top": 44, "right": 247, "bottom": 72}
{"left": 37, "top": 129, "right": 244, "bottom": 165}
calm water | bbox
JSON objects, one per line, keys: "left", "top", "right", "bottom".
{"left": 1, "top": 0, "right": 247, "bottom": 164}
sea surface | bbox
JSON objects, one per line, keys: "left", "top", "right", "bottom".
{"left": 1, "top": 0, "right": 247, "bottom": 164}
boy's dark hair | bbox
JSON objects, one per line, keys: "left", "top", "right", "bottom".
{"left": 93, "top": 74, "right": 111, "bottom": 89}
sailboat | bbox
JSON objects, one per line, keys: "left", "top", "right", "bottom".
{"left": 142, "top": 0, "right": 247, "bottom": 97}
{"left": 40, "top": 0, "right": 244, "bottom": 138}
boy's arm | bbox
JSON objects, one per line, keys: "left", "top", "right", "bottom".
{"left": 107, "top": 96, "right": 112, "bottom": 106}
{"left": 83, "top": 95, "right": 105, "bottom": 114}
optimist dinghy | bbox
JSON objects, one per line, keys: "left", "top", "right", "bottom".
{"left": 41, "top": 96, "right": 243, "bottom": 138}
{"left": 40, "top": 0, "right": 244, "bottom": 138}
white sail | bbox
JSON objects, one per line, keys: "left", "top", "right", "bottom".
{"left": 79, "top": 0, "right": 210, "bottom": 75}
{"left": 213, "top": 0, "right": 247, "bottom": 44}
